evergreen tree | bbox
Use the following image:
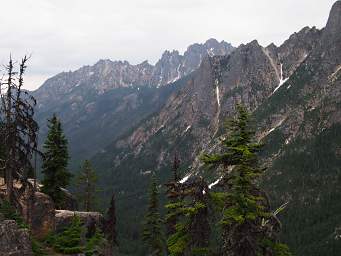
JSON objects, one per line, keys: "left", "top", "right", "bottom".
{"left": 167, "top": 176, "right": 210, "bottom": 256}
{"left": 41, "top": 114, "right": 71, "bottom": 208}
{"left": 142, "top": 173, "right": 164, "bottom": 256}
{"left": 0, "top": 56, "right": 39, "bottom": 204}
{"left": 165, "top": 153, "right": 181, "bottom": 236}
{"left": 52, "top": 216, "right": 85, "bottom": 254}
{"left": 0, "top": 125, "right": 5, "bottom": 178}
{"left": 75, "top": 160, "right": 98, "bottom": 212}
{"left": 105, "top": 193, "right": 118, "bottom": 247}
{"left": 201, "top": 105, "right": 291, "bottom": 256}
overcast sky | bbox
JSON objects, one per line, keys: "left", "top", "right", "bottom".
{"left": 0, "top": 0, "right": 336, "bottom": 90}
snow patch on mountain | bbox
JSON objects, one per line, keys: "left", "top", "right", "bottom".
{"left": 184, "top": 125, "right": 191, "bottom": 133}
{"left": 208, "top": 176, "right": 223, "bottom": 189}
{"left": 179, "top": 173, "right": 192, "bottom": 184}
{"left": 273, "top": 64, "right": 289, "bottom": 93}
{"left": 216, "top": 85, "right": 220, "bottom": 107}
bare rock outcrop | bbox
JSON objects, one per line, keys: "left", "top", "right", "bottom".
{"left": 29, "top": 192, "right": 55, "bottom": 239}
{"left": 55, "top": 209, "right": 105, "bottom": 233}
{"left": 59, "top": 188, "right": 78, "bottom": 211}
{"left": 0, "top": 220, "right": 33, "bottom": 256}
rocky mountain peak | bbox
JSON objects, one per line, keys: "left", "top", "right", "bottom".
{"left": 34, "top": 38, "right": 234, "bottom": 97}
{"left": 323, "top": 0, "right": 341, "bottom": 44}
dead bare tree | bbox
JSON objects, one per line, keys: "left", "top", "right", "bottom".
{"left": 0, "top": 56, "right": 39, "bottom": 209}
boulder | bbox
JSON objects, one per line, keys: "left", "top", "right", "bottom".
{"left": 29, "top": 192, "right": 55, "bottom": 239}
{"left": 59, "top": 188, "right": 78, "bottom": 211}
{"left": 0, "top": 220, "right": 33, "bottom": 256}
{"left": 55, "top": 210, "right": 104, "bottom": 233}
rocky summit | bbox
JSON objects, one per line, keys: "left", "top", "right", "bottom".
{"left": 33, "top": 39, "right": 233, "bottom": 163}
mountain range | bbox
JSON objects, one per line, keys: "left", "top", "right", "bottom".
{"left": 33, "top": 38, "right": 233, "bottom": 162}
{"left": 32, "top": 1, "right": 341, "bottom": 255}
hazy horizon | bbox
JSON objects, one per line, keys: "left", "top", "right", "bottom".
{"left": 0, "top": 0, "right": 336, "bottom": 90}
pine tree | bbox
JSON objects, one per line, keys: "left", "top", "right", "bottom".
{"left": 142, "top": 173, "right": 164, "bottom": 256}
{"left": 0, "top": 56, "right": 39, "bottom": 205}
{"left": 186, "top": 177, "right": 210, "bottom": 255}
{"left": 52, "top": 216, "right": 85, "bottom": 254}
{"left": 0, "top": 125, "right": 5, "bottom": 178}
{"left": 75, "top": 160, "right": 98, "bottom": 212}
{"left": 105, "top": 193, "right": 118, "bottom": 247}
{"left": 41, "top": 114, "right": 71, "bottom": 208}
{"left": 201, "top": 105, "right": 291, "bottom": 256}
{"left": 167, "top": 176, "right": 210, "bottom": 256}
{"left": 165, "top": 154, "right": 181, "bottom": 236}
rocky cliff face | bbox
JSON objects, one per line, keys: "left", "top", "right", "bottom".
{"left": 33, "top": 39, "right": 233, "bottom": 164}
{"left": 0, "top": 218, "right": 33, "bottom": 256}
{"left": 150, "top": 39, "right": 233, "bottom": 87}
{"left": 90, "top": 2, "right": 341, "bottom": 255}
{"left": 253, "top": 3, "right": 341, "bottom": 254}
{"left": 34, "top": 38, "right": 233, "bottom": 102}
{"left": 95, "top": 25, "right": 322, "bottom": 185}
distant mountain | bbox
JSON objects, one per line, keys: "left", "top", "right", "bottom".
{"left": 33, "top": 39, "right": 233, "bottom": 163}
{"left": 90, "top": 1, "right": 341, "bottom": 255}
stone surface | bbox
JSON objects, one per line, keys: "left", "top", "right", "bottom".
{"left": 55, "top": 210, "right": 104, "bottom": 233}
{"left": 32, "top": 38, "right": 234, "bottom": 163}
{"left": 0, "top": 220, "right": 33, "bottom": 256}
{"left": 29, "top": 192, "right": 55, "bottom": 240}
{"left": 59, "top": 188, "right": 78, "bottom": 211}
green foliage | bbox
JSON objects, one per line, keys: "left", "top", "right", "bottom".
{"left": 41, "top": 114, "right": 72, "bottom": 208}
{"left": 166, "top": 178, "right": 210, "bottom": 256}
{"left": 31, "top": 238, "right": 47, "bottom": 256}
{"left": 202, "top": 105, "right": 291, "bottom": 256}
{"left": 51, "top": 216, "right": 85, "bottom": 254}
{"left": 75, "top": 160, "right": 99, "bottom": 211}
{"left": 167, "top": 223, "right": 189, "bottom": 255}
{"left": 0, "top": 200, "right": 28, "bottom": 228}
{"left": 263, "top": 124, "right": 341, "bottom": 256}
{"left": 142, "top": 173, "right": 164, "bottom": 255}
{"left": 44, "top": 222, "right": 107, "bottom": 255}
{"left": 85, "top": 230, "right": 107, "bottom": 256}
{"left": 262, "top": 239, "right": 292, "bottom": 256}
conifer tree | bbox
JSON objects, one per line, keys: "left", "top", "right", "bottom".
{"left": 105, "top": 193, "right": 118, "bottom": 247}
{"left": 142, "top": 173, "right": 164, "bottom": 256}
{"left": 186, "top": 177, "right": 210, "bottom": 255}
{"left": 165, "top": 154, "right": 181, "bottom": 236}
{"left": 41, "top": 114, "right": 71, "bottom": 208}
{"left": 167, "top": 176, "right": 210, "bottom": 256}
{"left": 0, "top": 56, "right": 39, "bottom": 205}
{"left": 201, "top": 105, "right": 291, "bottom": 256}
{"left": 0, "top": 128, "right": 5, "bottom": 178}
{"left": 75, "top": 160, "right": 98, "bottom": 212}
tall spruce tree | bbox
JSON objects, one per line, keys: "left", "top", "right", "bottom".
{"left": 75, "top": 160, "right": 98, "bottom": 212}
{"left": 165, "top": 154, "right": 181, "bottom": 236}
{"left": 167, "top": 176, "right": 210, "bottom": 256}
{"left": 41, "top": 114, "right": 71, "bottom": 208}
{"left": 142, "top": 173, "right": 164, "bottom": 256}
{"left": 105, "top": 193, "right": 118, "bottom": 247}
{"left": 201, "top": 105, "right": 291, "bottom": 256}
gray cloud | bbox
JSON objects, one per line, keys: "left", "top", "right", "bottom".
{"left": 0, "top": 0, "right": 335, "bottom": 90}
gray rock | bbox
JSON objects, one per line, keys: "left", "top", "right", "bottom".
{"left": 0, "top": 220, "right": 33, "bottom": 256}
{"left": 59, "top": 187, "right": 79, "bottom": 211}
{"left": 55, "top": 210, "right": 104, "bottom": 233}
{"left": 29, "top": 192, "right": 55, "bottom": 240}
